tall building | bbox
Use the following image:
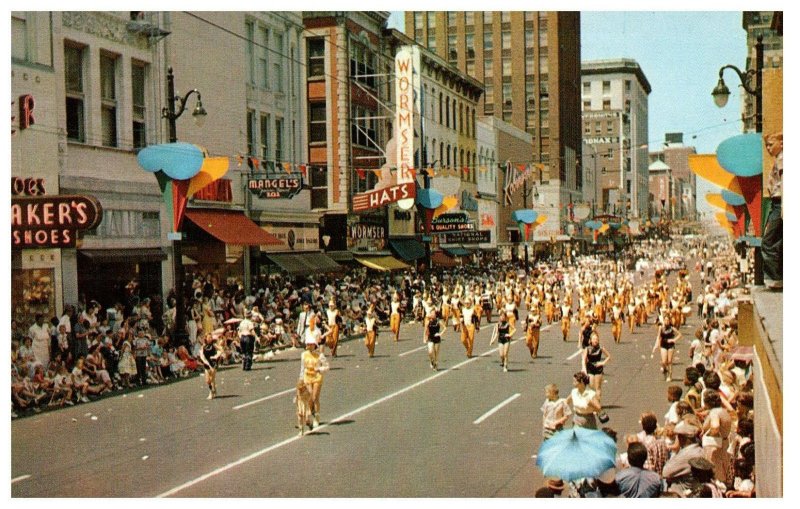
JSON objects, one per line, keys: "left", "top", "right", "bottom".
{"left": 648, "top": 133, "right": 697, "bottom": 221}
{"left": 581, "top": 59, "right": 650, "bottom": 219}
{"left": 11, "top": 11, "right": 311, "bottom": 318}
{"left": 405, "top": 11, "right": 582, "bottom": 238}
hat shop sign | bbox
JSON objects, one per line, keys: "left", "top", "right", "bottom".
{"left": 11, "top": 177, "right": 102, "bottom": 249}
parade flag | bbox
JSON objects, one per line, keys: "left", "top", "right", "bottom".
{"left": 299, "top": 164, "right": 307, "bottom": 178}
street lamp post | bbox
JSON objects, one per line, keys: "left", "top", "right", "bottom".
{"left": 711, "top": 35, "right": 763, "bottom": 285}
{"left": 161, "top": 66, "right": 207, "bottom": 345}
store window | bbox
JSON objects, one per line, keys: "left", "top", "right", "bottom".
{"left": 260, "top": 113, "right": 271, "bottom": 159}
{"left": 12, "top": 268, "right": 56, "bottom": 328}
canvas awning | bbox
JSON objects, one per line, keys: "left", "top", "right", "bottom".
{"left": 443, "top": 246, "right": 470, "bottom": 257}
{"left": 266, "top": 252, "right": 342, "bottom": 275}
{"left": 354, "top": 255, "right": 410, "bottom": 272}
{"left": 431, "top": 251, "right": 458, "bottom": 267}
{"left": 185, "top": 209, "right": 282, "bottom": 246}
{"left": 78, "top": 248, "right": 166, "bottom": 263}
{"left": 389, "top": 238, "right": 426, "bottom": 261}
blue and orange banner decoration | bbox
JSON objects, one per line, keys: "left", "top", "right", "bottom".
{"left": 416, "top": 188, "right": 443, "bottom": 235}
{"left": 513, "top": 209, "right": 538, "bottom": 242}
{"left": 137, "top": 142, "right": 230, "bottom": 233}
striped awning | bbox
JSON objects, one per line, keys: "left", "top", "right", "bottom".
{"left": 354, "top": 255, "right": 410, "bottom": 272}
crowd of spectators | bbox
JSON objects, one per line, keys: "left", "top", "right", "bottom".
{"left": 536, "top": 239, "right": 757, "bottom": 498}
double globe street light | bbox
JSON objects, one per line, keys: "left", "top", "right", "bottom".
{"left": 161, "top": 66, "right": 207, "bottom": 345}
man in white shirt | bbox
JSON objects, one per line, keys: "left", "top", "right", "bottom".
{"left": 238, "top": 311, "right": 256, "bottom": 371}
{"left": 295, "top": 303, "right": 315, "bottom": 349}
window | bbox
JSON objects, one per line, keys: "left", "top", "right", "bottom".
{"left": 525, "top": 52, "right": 535, "bottom": 75}
{"left": 445, "top": 97, "right": 450, "bottom": 128}
{"left": 247, "top": 110, "right": 256, "bottom": 156}
{"left": 584, "top": 122, "right": 591, "bottom": 134}
{"left": 525, "top": 12, "right": 535, "bottom": 22}
{"left": 606, "top": 120, "right": 614, "bottom": 133}
{"left": 131, "top": 61, "right": 147, "bottom": 149}
{"left": 12, "top": 13, "right": 27, "bottom": 61}
{"left": 595, "top": 121, "right": 601, "bottom": 134}
{"left": 350, "top": 41, "right": 376, "bottom": 89}
{"left": 502, "top": 56, "right": 511, "bottom": 76}
{"left": 602, "top": 99, "right": 611, "bottom": 110}
{"left": 439, "top": 92, "right": 443, "bottom": 124}
{"left": 501, "top": 11, "right": 510, "bottom": 23}
{"left": 625, "top": 79, "right": 631, "bottom": 92}
{"left": 310, "top": 167, "right": 327, "bottom": 209}
{"left": 465, "top": 33, "right": 475, "bottom": 58}
{"left": 245, "top": 21, "right": 255, "bottom": 84}
{"left": 91, "top": 209, "right": 161, "bottom": 238}
{"left": 583, "top": 82, "right": 591, "bottom": 95}
{"left": 273, "top": 32, "right": 284, "bottom": 92}
{"left": 502, "top": 83, "right": 512, "bottom": 107}
{"left": 483, "top": 12, "right": 493, "bottom": 24}
{"left": 459, "top": 103, "right": 464, "bottom": 134}
{"left": 427, "top": 13, "right": 437, "bottom": 50}
{"left": 448, "top": 34, "right": 458, "bottom": 63}
{"left": 583, "top": 100, "right": 590, "bottom": 111}
{"left": 64, "top": 43, "right": 85, "bottom": 142}
{"left": 414, "top": 12, "right": 424, "bottom": 31}
{"left": 465, "top": 12, "right": 474, "bottom": 25}
{"left": 539, "top": 21, "right": 548, "bottom": 46}
{"left": 307, "top": 38, "right": 325, "bottom": 77}
{"left": 448, "top": 12, "right": 457, "bottom": 26}
{"left": 525, "top": 30, "right": 534, "bottom": 48}
{"left": 99, "top": 53, "right": 118, "bottom": 147}
{"left": 484, "top": 83, "right": 493, "bottom": 105}
{"left": 602, "top": 80, "right": 611, "bottom": 94}
{"left": 483, "top": 30, "right": 493, "bottom": 51}
{"left": 260, "top": 114, "right": 270, "bottom": 159}
{"left": 501, "top": 30, "right": 511, "bottom": 49}
{"left": 258, "top": 26, "right": 269, "bottom": 88}
{"left": 484, "top": 58, "right": 493, "bottom": 79}
{"left": 274, "top": 118, "right": 283, "bottom": 162}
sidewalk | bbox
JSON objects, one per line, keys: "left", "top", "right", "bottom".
{"left": 751, "top": 286, "right": 782, "bottom": 384}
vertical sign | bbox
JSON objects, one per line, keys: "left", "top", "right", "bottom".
{"left": 395, "top": 46, "right": 420, "bottom": 211}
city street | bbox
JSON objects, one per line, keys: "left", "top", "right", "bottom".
{"left": 12, "top": 269, "right": 701, "bottom": 498}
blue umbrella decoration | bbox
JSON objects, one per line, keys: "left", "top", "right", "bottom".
{"left": 536, "top": 427, "right": 617, "bottom": 482}
{"left": 512, "top": 209, "right": 538, "bottom": 241}
{"left": 416, "top": 188, "right": 444, "bottom": 235}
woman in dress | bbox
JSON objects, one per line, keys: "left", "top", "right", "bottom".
{"left": 565, "top": 371, "right": 602, "bottom": 429}
{"left": 199, "top": 332, "right": 222, "bottom": 400}
{"left": 117, "top": 340, "right": 137, "bottom": 388}
{"left": 490, "top": 311, "right": 512, "bottom": 372}
{"left": 424, "top": 310, "right": 443, "bottom": 370}
{"left": 652, "top": 315, "right": 682, "bottom": 382}
{"left": 201, "top": 297, "right": 216, "bottom": 340}
{"left": 582, "top": 332, "right": 611, "bottom": 401}
{"left": 300, "top": 331, "right": 329, "bottom": 427}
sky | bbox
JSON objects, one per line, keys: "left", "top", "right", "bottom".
{"left": 387, "top": 10, "right": 750, "bottom": 216}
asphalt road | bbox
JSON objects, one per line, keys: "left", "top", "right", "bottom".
{"left": 12, "top": 267, "right": 702, "bottom": 498}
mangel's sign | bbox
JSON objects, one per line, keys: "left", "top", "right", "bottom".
{"left": 12, "top": 195, "right": 102, "bottom": 248}
{"left": 352, "top": 182, "right": 416, "bottom": 212}
{"left": 248, "top": 177, "right": 302, "bottom": 199}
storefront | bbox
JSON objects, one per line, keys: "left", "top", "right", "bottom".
{"left": 182, "top": 208, "right": 282, "bottom": 285}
